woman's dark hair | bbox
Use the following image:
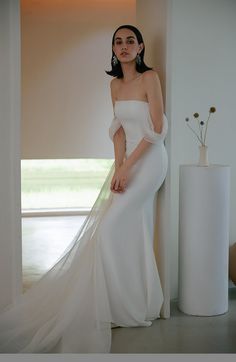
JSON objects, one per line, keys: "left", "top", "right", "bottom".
{"left": 105, "top": 24, "right": 153, "bottom": 78}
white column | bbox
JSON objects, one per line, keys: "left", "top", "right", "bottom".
{"left": 178, "top": 165, "right": 230, "bottom": 316}
{"left": 0, "top": 0, "right": 22, "bottom": 309}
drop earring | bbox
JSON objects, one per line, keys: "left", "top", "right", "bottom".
{"left": 136, "top": 53, "right": 141, "bottom": 66}
{"left": 112, "top": 55, "right": 118, "bottom": 66}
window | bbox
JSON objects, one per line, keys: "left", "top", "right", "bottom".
{"left": 21, "top": 159, "right": 114, "bottom": 211}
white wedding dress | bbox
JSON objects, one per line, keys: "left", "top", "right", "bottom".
{"left": 0, "top": 100, "right": 168, "bottom": 353}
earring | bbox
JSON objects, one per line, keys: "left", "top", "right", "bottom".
{"left": 112, "top": 55, "right": 118, "bottom": 66}
{"left": 136, "top": 53, "right": 141, "bottom": 66}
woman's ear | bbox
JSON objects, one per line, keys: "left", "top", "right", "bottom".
{"left": 139, "top": 42, "right": 144, "bottom": 53}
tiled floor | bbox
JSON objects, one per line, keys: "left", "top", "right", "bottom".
{"left": 22, "top": 215, "right": 236, "bottom": 353}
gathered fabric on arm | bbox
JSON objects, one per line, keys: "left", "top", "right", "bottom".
{"left": 109, "top": 116, "right": 122, "bottom": 141}
{"left": 143, "top": 113, "right": 168, "bottom": 144}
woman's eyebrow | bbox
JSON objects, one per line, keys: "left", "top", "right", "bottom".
{"left": 114, "top": 36, "right": 135, "bottom": 41}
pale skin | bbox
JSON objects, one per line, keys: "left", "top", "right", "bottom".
{"left": 110, "top": 28, "right": 164, "bottom": 194}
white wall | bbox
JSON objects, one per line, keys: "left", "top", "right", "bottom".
{"left": 21, "top": 0, "right": 136, "bottom": 159}
{"left": 136, "top": 0, "right": 167, "bottom": 104}
{"left": 0, "top": 0, "right": 22, "bottom": 308}
{"left": 166, "top": 0, "right": 236, "bottom": 298}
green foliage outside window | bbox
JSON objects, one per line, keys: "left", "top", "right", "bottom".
{"left": 21, "top": 159, "right": 113, "bottom": 210}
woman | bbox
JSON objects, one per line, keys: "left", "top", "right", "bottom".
{"left": 107, "top": 25, "right": 167, "bottom": 195}
{"left": 0, "top": 24, "right": 168, "bottom": 354}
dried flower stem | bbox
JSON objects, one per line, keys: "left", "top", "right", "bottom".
{"left": 203, "top": 112, "right": 211, "bottom": 145}
{"left": 186, "top": 123, "right": 203, "bottom": 145}
{"left": 200, "top": 126, "right": 203, "bottom": 144}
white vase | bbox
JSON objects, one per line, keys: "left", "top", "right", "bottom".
{"left": 198, "top": 145, "right": 209, "bottom": 166}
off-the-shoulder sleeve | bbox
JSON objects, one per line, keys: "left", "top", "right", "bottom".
{"left": 143, "top": 113, "right": 168, "bottom": 144}
{"left": 109, "top": 116, "right": 122, "bottom": 141}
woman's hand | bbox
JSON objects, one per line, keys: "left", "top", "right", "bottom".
{"left": 110, "top": 164, "right": 130, "bottom": 193}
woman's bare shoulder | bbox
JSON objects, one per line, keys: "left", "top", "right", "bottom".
{"left": 110, "top": 77, "right": 121, "bottom": 88}
{"left": 110, "top": 77, "right": 121, "bottom": 99}
{"left": 110, "top": 77, "right": 120, "bottom": 104}
{"left": 142, "top": 69, "right": 159, "bottom": 80}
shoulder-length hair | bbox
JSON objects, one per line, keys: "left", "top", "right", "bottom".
{"left": 105, "top": 24, "right": 153, "bottom": 78}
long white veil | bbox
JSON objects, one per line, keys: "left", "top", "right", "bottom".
{"left": 40, "top": 160, "right": 116, "bottom": 278}
{"left": 0, "top": 161, "right": 116, "bottom": 353}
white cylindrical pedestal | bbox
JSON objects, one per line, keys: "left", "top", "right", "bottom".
{"left": 178, "top": 165, "right": 230, "bottom": 316}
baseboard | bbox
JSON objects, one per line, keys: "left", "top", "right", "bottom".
{"left": 21, "top": 208, "right": 91, "bottom": 217}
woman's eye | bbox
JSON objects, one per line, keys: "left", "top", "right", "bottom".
{"left": 115, "top": 40, "right": 134, "bottom": 45}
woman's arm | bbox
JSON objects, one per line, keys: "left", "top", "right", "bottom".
{"left": 110, "top": 79, "right": 127, "bottom": 193}
{"left": 110, "top": 78, "right": 126, "bottom": 170}
{"left": 113, "top": 128, "right": 126, "bottom": 170}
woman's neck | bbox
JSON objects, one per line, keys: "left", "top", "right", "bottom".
{"left": 121, "top": 63, "right": 140, "bottom": 83}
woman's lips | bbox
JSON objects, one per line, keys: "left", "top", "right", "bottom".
{"left": 120, "top": 52, "right": 128, "bottom": 56}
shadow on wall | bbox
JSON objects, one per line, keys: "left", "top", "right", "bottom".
{"left": 229, "top": 243, "right": 236, "bottom": 286}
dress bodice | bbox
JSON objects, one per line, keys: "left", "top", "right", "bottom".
{"left": 109, "top": 100, "right": 168, "bottom": 145}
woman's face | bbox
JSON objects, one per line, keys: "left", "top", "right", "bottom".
{"left": 112, "top": 28, "right": 143, "bottom": 64}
